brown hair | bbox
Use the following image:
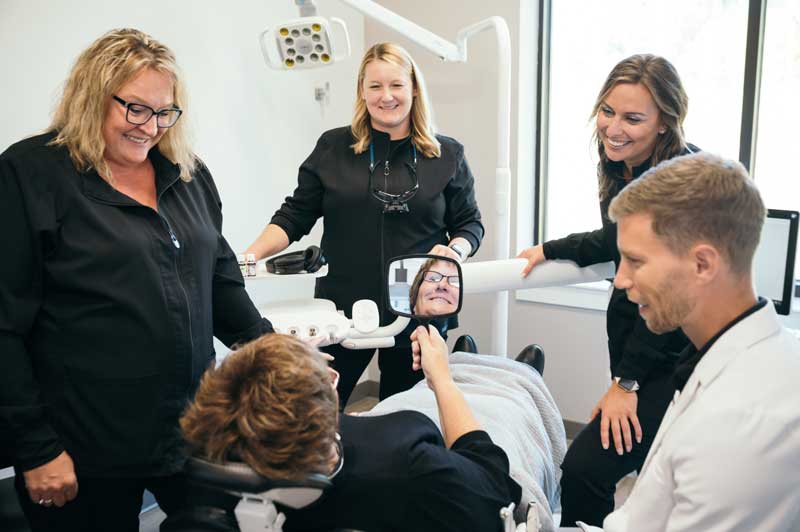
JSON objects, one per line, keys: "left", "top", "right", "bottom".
{"left": 609, "top": 152, "right": 766, "bottom": 276}
{"left": 409, "top": 258, "right": 437, "bottom": 313}
{"left": 592, "top": 54, "right": 689, "bottom": 200}
{"left": 49, "top": 28, "right": 195, "bottom": 182}
{"left": 351, "top": 42, "right": 440, "bottom": 158}
{"left": 180, "top": 334, "right": 338, "bottom": 480}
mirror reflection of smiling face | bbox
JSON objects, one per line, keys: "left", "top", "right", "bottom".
{"left": 413, "top": 260, "right": 460, "bottom": 316}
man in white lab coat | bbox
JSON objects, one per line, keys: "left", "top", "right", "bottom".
{"left": 576, "top": 152, "right": 800, "bottom": 532}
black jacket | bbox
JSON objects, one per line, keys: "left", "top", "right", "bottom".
{"left": 283, "top": 412, "right": 521, "bottom": 532}
{"left": 0, "top": 132, "right": 273, "bottom": 476}
{"left": 163, "top": 412, "right": 521, "bottom": 532}
{"left": 542, "top": 145, "right": 698, "bottom": 383}
{"left": 270, "top": 127, "right": 484, "bottom": 324}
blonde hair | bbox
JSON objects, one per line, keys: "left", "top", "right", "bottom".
{"left": 609, "top": 152, "right": 765, "bottom": 276}
{"left": 592, "top": 54, "right": 689, "bottom": 200}
{"left": 351, "top": 42, "right": 441, "bottom": 158}
{"left": 180, "top": 334, "right": 338, "bottom": 480}
{"left": 49, "top": 28, "right": 195, "bottom": 181}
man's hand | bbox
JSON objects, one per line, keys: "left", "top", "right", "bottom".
{"left": 23, "top": 451, "right": 78, "bottom": 508}
{"left": 590, "top": 382, "right": 642, "bottom": 455}
{"left": 517, "top": 245, "right": 546, "bottom": 277}
{"left": 410, "top": 325, "right": 451, "bottom": 390}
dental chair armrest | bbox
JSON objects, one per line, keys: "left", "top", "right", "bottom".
{"left": 185, "top": 456, "right": 332, "bottom": 494}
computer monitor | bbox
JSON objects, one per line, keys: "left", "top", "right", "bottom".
{"left": 753, "top": 209, "right": 798, "bottom": 315}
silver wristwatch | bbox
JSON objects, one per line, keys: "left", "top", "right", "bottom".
{"left": 449, "top": 243, "right": 467, "bottom": 262}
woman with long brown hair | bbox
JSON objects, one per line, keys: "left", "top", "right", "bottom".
{"left": 517, "top": 54, "right": 698, "bottom": 527}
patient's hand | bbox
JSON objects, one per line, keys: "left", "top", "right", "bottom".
{"left": 411, "top": 325, "right": 451, "bottom": 389}
{"left": 413, "top": 325, "right": 480, "bottom": 447}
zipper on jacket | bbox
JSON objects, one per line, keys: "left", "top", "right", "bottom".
{"left": 158, "top": 208, "right": 195, "bottom": 379}
{"left": 153, "top": 174, "right": 195, "bottom": 382}
{"left": 160, "top": 215, "right": 181, "bottom": 249}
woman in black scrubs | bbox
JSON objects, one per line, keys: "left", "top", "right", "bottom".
{"left": 0, "top": 29, "right": 273, "bottom": 532}
{"left": 245, "top": 42, "right": 483, "bottom": 405}
{"left": 517, "top": 54, "right": 698, "bottom": 527}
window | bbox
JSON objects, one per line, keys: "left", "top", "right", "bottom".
{"left": 521, "top": 0, "right": 799, "bottom": 310}
{"left": 542, "top": 0, "right": 748, "bottom": 243}
{"left": 752, "top": 0, "right": 800, "bottom": 282}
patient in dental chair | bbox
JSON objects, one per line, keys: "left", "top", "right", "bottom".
{"left": 166, "top": 330, "right": 522, "bottom": 532}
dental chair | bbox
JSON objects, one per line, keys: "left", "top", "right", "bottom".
{"left": 176, "top": 456, "right": 530, "bottom": 532}
{"left": 174, "top": 354, "right": 549, "bottom": 531}
{"left": 166, "top": 456, "right": 333, "bottom": 532}
{"left": 175, "top": 256, "right": 609, "bottom": 532}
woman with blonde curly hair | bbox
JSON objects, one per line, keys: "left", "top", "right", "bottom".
{"left": 0, "top": 28, "right": 273, "bottom": 531}
{"left": 245, "top": 42, "right": 484, "bottom": 406}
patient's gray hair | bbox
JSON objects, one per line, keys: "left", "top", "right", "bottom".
{"left": 608, "top": 152, "right": 765, "bottom": 276}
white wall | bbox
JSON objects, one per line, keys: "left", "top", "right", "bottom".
{"left": 365, "top": 0, "right": 610, "bottom": 421}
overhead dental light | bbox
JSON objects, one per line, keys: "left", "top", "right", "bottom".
{"left": 260, "top": 16, "right": 350, "bottom": 70}
{"left": 260, "top": 1, "right": 350, "bottom": 70}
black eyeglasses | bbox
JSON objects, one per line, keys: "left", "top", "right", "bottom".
{"left": 422, "top": 270, "right": 460, "bottom": 287}
{"left": 112, "top": 95, "right": 183, "bottom": 128}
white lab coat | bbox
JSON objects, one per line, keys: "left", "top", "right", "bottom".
{"left": 580, "top": 302, "right": 800, "bottom": 532}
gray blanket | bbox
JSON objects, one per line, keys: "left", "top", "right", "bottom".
{"left": 363, "top": 352, "right": 567, "bottom": 531}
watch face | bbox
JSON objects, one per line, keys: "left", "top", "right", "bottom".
{"left": 618, "top": 378, "right": 639, "bottom": 392}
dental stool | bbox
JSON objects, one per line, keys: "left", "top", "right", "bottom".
{"left": 167, "top": 456, "right": 333, "bottom": 532}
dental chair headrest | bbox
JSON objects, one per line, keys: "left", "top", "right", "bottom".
{"left": 185, "top": 456, "right": 332, "bottom": 494}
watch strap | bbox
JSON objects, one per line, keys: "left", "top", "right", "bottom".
{"left": 614, "top": 376, "right": 640, "bottom": 392}
{"left": 449, "top": 243, "right": 467, "bottom": 261}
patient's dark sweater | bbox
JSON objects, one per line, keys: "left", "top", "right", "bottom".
{"left": 164, "top": 411, "right": 521, "bottom": 532}
{"left": 282, "top": 411, "right": 521, "bottom": 532}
